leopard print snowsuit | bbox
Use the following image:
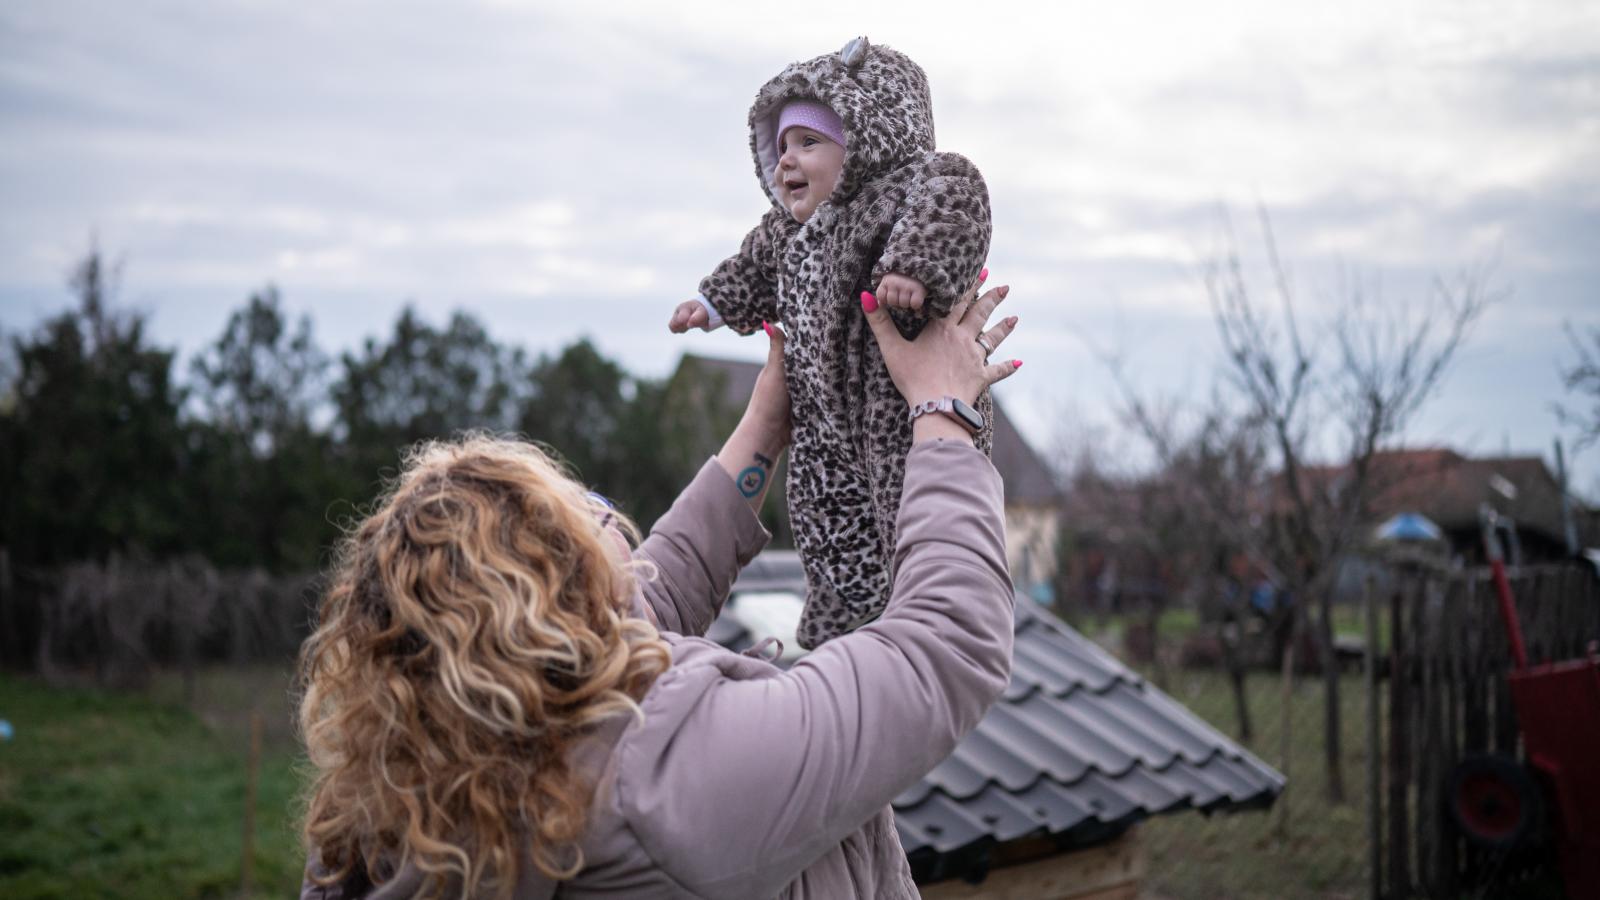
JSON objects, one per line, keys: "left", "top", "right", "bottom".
{"left": 698, "top": 38, "right": 994, "bottom": 648}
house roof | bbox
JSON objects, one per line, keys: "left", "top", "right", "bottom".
{"left": 717, "top": 559, "right": 1285, "bottom": 882}
{"left": 1300, "top": 448, "right": 1585, "bottom": 546}
{"left": 989, "top": 400, "right": 1060, "bottom": 506}
{"left": 893, "top": 601, "right": 1283, "bottom": 880}
{"left": 673, "top": 354, "right": 764, "bottom": 412}
{"left": 671, "top": 353, "right": 1060, "bottom": 506}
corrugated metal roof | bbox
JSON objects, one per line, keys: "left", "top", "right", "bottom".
{"left": 715, "top": 564, "right": 1285, "bottom": 881}
{"left": 892, "top": 601, "right": 1284, "bottom": 880}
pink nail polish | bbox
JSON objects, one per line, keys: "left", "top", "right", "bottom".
{"left": 979, "top": 267, "right": 989, "bottom": 282}
{"left": 861, "top": 291, "right": 878, "bottom": 312}
{"left": 762, "top": 320, "right": 772, "bottom": 337}
{"left": 1012, "top": 359, "right": 1023, "bottom": 369}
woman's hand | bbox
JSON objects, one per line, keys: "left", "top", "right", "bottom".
{"left": 742, "top": 320, "right": 792, "bottom": 450}
{"left": 715, "top": 321, "right": 791, "bottom": 512}
{"left": 861, "top": 279, "right": 1020, "bottom": 442}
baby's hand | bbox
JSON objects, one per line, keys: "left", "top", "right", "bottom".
{"left": 669, "top": 299, "right": 711, "bottom": 333}
{"left": 876, "top": 273, "right": 926, "bottom": 311}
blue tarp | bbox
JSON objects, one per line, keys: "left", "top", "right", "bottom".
{"left": 1375, "top": 511, "right": 1445, "bottom": 543}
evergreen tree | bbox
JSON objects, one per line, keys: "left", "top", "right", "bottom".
{"left": 0, "top": 250, "right": 187, "bottom": 566}
{"left": 330, "top": 307, "right": 530, "bottom": 496}
{"left": 520, "top": 339, "right": 679, "bottom": 529}
{"left": 187, "top": 288, "right": 337, "bottom": 570}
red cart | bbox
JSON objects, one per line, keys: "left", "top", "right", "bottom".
{"left": 1450, "top": 508, "right": 1600, "bottom": 898}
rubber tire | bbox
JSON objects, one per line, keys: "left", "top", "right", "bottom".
{"left": 1446, "top": 753, "right": 1542, "bottom": 850}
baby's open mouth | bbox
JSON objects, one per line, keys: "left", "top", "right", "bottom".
{"left": 785, "top": 179, "right": 808, "bottom": 195}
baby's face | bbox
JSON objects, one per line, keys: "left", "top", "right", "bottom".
{"left": 774, "top": 126, "right": 844, "bottom": 224}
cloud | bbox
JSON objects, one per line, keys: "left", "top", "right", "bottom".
{"left": 1, "top": 0, "right": 1596, "bottom": 487}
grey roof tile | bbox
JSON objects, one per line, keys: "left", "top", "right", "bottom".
{"left": 934, "top": 718, "right": 1051, "bottom": 794}
{"left": 962, "top": 701, "right": 1098, "bottom": 788}
{"left": 901, "top": 791, "right": 996, "bottom": 853}
{"left": 1064, "top": 684, "right": 1218, "bottom": 765}
{"left": 944, "top": 785, "right": 1052, "bottom": 844}
{"left": 1062, "top": 770, "right": 1144, "bottom": 821}
{"left": 717, "top": 566, "right": 1285, "bottom": 876}
{"left": 1004, "top": 692, "right": 1139, "bottom": 774}
{"left": 1162, "top": 756, "right": 1254, "bottom": 808}
{"left": 1010, "top": 632, "right": 1124, "bottom": 696}
{"left": 895, "top": 600, "right": 1285, "bottom": 865}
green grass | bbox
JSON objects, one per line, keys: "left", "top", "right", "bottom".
{"left": 0, "top": 671, "right": 304, "bottom": 900}
{"left": 1140, "top": 668, "right": 1374, "bottom": 900}
{"left": 1089, "top": 601, "right": 1395, "bottom": 658}
{"left": 0, "top": 650, "right": 1423, "bottom": 899}
{"left": 1329, "top": 603, "right": 1392, "bottom": 655}
{"left": 1076, "top": 606, "right": 1202, "bottom": 643}
{"left": 8, "top": 663, "right": 1367, "bottom": 900}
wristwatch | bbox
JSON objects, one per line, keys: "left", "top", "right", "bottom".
{"left": 908, "top": 395, "right": 984, "bottom": 434}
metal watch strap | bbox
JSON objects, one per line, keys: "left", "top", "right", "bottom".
{"left": 908, "top": 395, "right": 982, "bottom": 435}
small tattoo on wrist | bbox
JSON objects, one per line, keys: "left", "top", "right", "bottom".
{"left": 754, "top": 452, "right": 774, "bottom": 469}
{"left": 737, "top": 465, "right": 767, "bottom": 498}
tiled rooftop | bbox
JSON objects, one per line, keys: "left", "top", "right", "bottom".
{"left": 894, "top": 600, "right": 1284, "bottom": 880}
{"left": 717, "top": 560, "right": 1285, "bottom": 882}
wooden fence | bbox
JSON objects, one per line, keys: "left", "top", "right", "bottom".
{"left": 1375, "top": 561, "right": 1600, "bottom": 899}
{"left": 0, "top": 550, "right": 318, "bottom": 690}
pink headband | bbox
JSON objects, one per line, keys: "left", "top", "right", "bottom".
{"left": 775, "top": 100, "right": 845, "bottom": 154}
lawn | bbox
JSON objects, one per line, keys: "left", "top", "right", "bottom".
{"left": 1140, "top": 667, "right": 1375, "bottom": 900}
{"left": 0, "top": 671, "right": 305, "bottom": 900}
{"left": 1087, "top": 601, "right": 1394, "bottom": 654}
{"left": 0, "top": 639, "right": 1390, "bottom": 900}
{"left": 3, "top": 661, "right": 1374, "bottom": 900}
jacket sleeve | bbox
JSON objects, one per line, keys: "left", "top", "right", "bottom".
{"left": 873, "top": 152, "right": 993, "bottom": 339}
{"left": 616, "top": 439, "right": 1015, "bottom": 900}
{"left": 696, "top": 206, "right": 789, "bottom": 336}
{"left": 631, "top": 458, "right": 771, "bottom": 637}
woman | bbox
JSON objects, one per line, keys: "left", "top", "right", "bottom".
{"left": 299, "top": 285, "right": 1022, "bottom": 899}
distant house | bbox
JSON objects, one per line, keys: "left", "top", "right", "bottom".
{"left": 992, "top": 401, "right": 1064, "bottom": 604}
{"left": 664, "top": 353, "right": 1064, "bottom": 596}
{"left": 1303, "top": 448, "right": 1593, "bottom": 563}
{"left": 714, "top": 556, "right": 1285, "bottom": 899}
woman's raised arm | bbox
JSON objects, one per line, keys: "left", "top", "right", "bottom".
{"left": 631, "top": 324, "right": 792, "bottom": 635}
{"left": 617, "top": 286, "right": 1023, "bottom": 898}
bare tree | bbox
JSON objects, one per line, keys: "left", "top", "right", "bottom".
{"left": 1553, "top": 321, "right": 1600, "bottom": 454}
{"left": 1201, "top": 207, "right": 1498, "bottom": 801}
{"left": 1086, "top": 206, "right": 1498, "bottom": 800}
{"left": 1087, "top": 370, "right": 1274, "bottom": 742}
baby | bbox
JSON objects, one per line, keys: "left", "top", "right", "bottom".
{"left": 669, "top": 37, "right": 995, "bottom": 649}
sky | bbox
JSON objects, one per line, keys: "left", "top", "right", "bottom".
{"left": 2, "top": 0, "right": 1597, "bottom": 494}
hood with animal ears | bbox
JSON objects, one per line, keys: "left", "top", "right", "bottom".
{"left": 748, "top": 37, "right": 935, "bottom": 212}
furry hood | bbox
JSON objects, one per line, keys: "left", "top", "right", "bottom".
{"left": 748, "top": 37, "right": 935, "bottom": 211}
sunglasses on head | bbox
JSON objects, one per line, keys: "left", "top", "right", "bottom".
{"left": 586, "top": 490, "right": 624, "bottom": 535}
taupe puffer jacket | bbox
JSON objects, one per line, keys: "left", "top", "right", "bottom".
{"left": 302, "top": 439, "right": 1014, "bottom": 899}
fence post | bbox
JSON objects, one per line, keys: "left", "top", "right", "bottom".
{"left": 1387, "top": 574, "right": 1411, "bottom": 898}
{"left": 241, "top": 709, "right": 262, "bottom": 897}
{"left": 1415, "top": 576, "right": 1442, "bottom": 897}
{"left": 0, "top": 548, "right": 12, "bottom": 668}
{"left": 1275, "top": 606, "right": 1298, "bottom": 841}
{"left": 1439, "top": 576, "right": 1461, "bottom": 897}
{"left": 1365, "top": 575, "right": 1381, "bottom": 900}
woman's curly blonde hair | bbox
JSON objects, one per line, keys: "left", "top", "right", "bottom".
{"left": 297, "top": 434, "right": 670, "bottom": 898}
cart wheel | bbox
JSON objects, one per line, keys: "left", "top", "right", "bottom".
{"left": 1447, "top": 753, "right": 1542, "bottom": 849}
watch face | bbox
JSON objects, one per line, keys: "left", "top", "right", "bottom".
{"left": 951, "top": 398, "right": 984, "bottom": 433}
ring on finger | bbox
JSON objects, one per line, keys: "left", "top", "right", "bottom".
{"left": 976, "top": 334, "right": 994, "bottom": 357}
